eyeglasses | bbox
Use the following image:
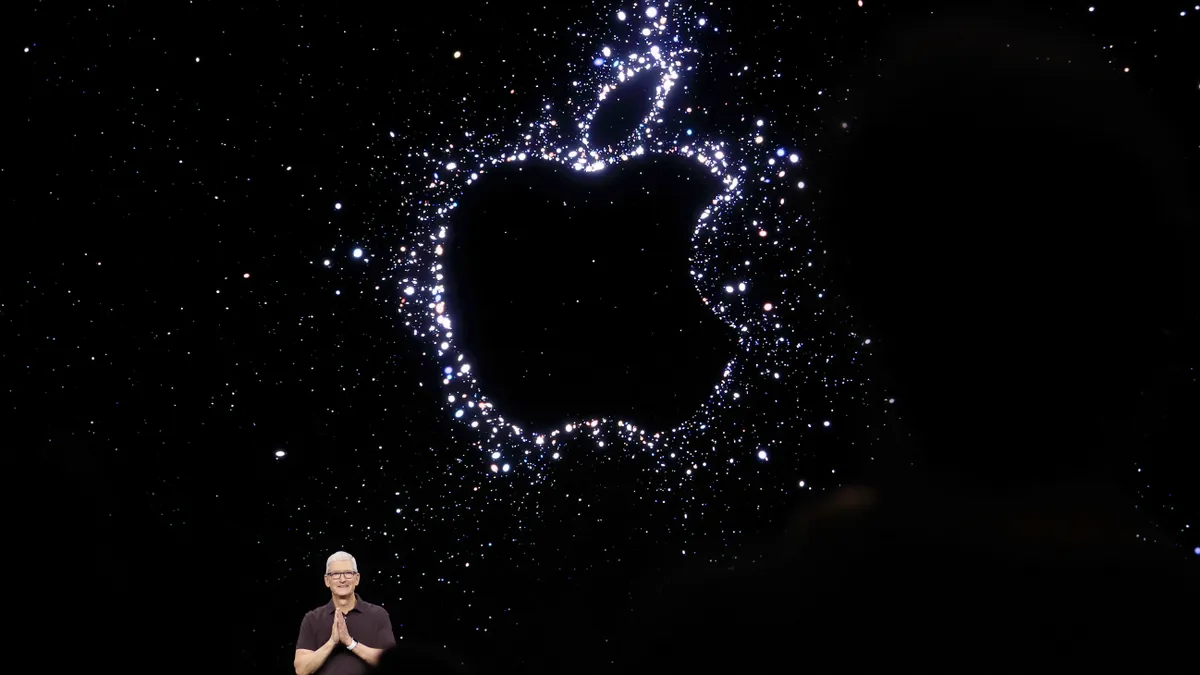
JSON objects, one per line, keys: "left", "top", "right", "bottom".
{"left": 326, "top": 571, "right": 358, "bottom": 580}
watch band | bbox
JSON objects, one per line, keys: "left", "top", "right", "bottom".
{"left": 347, "top": 640, "right": 358, "bottom": 651}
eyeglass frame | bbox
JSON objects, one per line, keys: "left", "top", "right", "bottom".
{"left": 325, "top": 571, "right": 359, "bottom": 580}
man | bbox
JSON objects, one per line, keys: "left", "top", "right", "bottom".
{"left": 294, "top": 551, "right": 396, "bottom": 675}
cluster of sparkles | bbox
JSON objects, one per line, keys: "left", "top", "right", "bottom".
{"left": 380, "top": 3, "right": 846, "bottom": 482}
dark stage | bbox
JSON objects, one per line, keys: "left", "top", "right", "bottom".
{"left": 10, "top": 1, "right": 1197, "bottom": 673}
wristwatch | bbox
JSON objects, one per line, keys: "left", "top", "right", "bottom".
{"left": 347, "top": 640, "right": 358, "bottom": 651}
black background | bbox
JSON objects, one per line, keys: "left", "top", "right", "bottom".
{"left": 9, "top": 1, "right": 1196, "bottom": 673}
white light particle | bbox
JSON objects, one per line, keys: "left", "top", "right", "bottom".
{"left": 352, "top": 248, "right": 363, "bottom": 258}
{"left": 823, "top": 420, "right": 831, "bottom": 427}
{"left": 737, "top": 282, "right": 746, "bottom": 292}
{"left": 617, "top": 10, "right": 626, "bottom": 21}
{"left": 758, "top": 450, "right": 768, "bottom": 460}
{"left": 724, "top": 285, "right": 735, "bottom": 294}
{"left": 243, "top": 273, "right": 250, "bottom": 279}
{"left": 1124, "top": 67, "right": 1130, "bottom": 73}
{"left": 641, "top": 28, "right": 652, "bottom": 36}
{"left": 552, "top": 452, "right": 560, "bottom": 460}
{"left": 453, "top": 51, "right": 462, "bottom": 59}
{"left": 334, "top": 202, "right": 342, "bottom": 210}
{"left": 1089, "top": 6, "right": 1094, "bottom": 12}
{"left": 763, "top": 302, "right": 773, "bottom": 312}
{"left": 195, "top": 57, "right": 200, "bottom": 63}
{"left": 404, "top": 286, "right": 415, "bottom": 295}
{"left": 799, "top": 480, "right": 806, "bottom": 487}
{"left": 797, "top": 181, "right": 806, "bottom": 189}
{"left": 286, "top": 166, "right": 292, "bottom": 171}
{"left": 789, "top": 153, "right": 799, "bottom": 163}
{"left": 446, "top": 162, "right": 457, "bottom": 171}
{"left": 323, "top": 259, "right": 331, "bottom": 267}
{"left": 502, "top": 463, "right": 510, "bottom": 473}
{"left": 275, "top": 450, "right": 286, "bottom": 458}
{"left": 490, "top": 464, "right": 499, "bottom": 473}
{"left": 24, "top": 47, "right": 30, "bottom": 53}
{"left": 491, "top": 451, "right": 501, "bottom": 459}
{"left": 602, "top": 46, "right": 611, "bottom": 57}
{"left": 699, "top": 18, "right": 706, "bottom": 26}
{"left": 754, "top": 136, "right": 763, "bottom": 144}
{"left": 646, "top": 7, "right": 658, "bottom": 18}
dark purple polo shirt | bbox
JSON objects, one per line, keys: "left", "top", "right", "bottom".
{"left": 296, "top": 594, "right": 396, "bottom": 675}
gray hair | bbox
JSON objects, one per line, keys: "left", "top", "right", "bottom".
{"left": 325, "top": 551, "right": 359, "bottom": 574}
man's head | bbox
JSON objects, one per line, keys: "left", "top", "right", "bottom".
{"left": 324, "top": 551, "right": 360, "bottom": 599}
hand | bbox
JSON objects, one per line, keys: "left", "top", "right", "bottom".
{"left": 328, "top": 616, "right": 340, "bottom": 647}
{"left": 335, "top": 611, "right": 354, "bottom": 647}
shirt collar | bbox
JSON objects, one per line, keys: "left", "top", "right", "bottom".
{"left": 325, "top": 593, "right": 365, "bottom": 615}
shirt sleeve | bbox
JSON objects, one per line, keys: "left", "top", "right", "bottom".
{"left": 296, "top": 612, "right": 318, "bottom": 651}
{"left": 375, "top": 611, "right": 397, "bottom": 651}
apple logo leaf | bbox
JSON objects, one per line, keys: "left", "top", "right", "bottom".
{"left": 586, "top": 68, "right": 663, "bottom": 151}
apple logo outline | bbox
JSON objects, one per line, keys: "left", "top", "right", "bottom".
{"left": 394, "top": 4, "right": 803, "bottom": 476}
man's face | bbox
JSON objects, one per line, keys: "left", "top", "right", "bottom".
{"left": 324, "top": 561, "right": 359, "bottom": 598}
